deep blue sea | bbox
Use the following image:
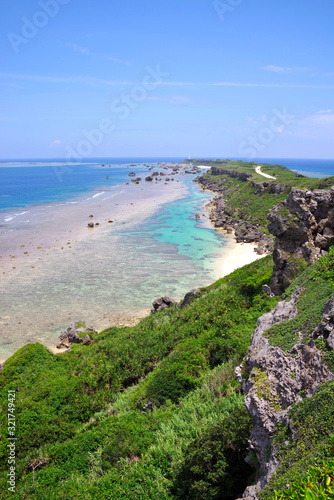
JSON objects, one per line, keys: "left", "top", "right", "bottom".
{"left": 1, "top": 157, "right": 334, "bottom": 214}
{"left": 0, "top": 157, "right": 185, "bottom": 212}
{"left": 240, "top": 157, "right": 334, "bottom": 179}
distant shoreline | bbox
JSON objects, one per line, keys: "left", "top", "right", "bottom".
{"left": 0, "top": 162, "right": 228, "bottom": 363}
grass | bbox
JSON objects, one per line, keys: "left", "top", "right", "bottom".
{"left": 0, "top": 255, "right": 278, "bottom": 499}
{"left": 191, "top": 159, "right": 334, "bottom": 228}
{"left": 2, "top": 159, "right": 334, "bottom": 498}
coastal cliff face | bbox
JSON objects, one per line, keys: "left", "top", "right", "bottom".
{"left": 234, "top": 185, "right": 334, "bottom": 498}
{"left": 210, "top": 166, "right": 252, "bottom": 182}
{"left": 268, "top": 187, "right": 334, "bottom": 295}
{"left": 236, "top": 291, "right": 334, "bottom": 499}
{"left": 197, "top": 174, "right": 274, "bottom": 253}
{"left": 196, "top": 169, "right": 334, "bottom": 499}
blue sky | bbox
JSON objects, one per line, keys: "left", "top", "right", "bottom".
{"left": 1, "top": 0, "right": 334, "bottom": 159}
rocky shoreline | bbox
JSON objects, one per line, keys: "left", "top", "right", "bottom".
{"left": 195, "top": 172, "right": 274, "bottom": 255}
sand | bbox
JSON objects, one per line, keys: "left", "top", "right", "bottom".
{"left": 0, "top": 179, "right": 186, "bottom": 276}
{"left": 220, "top": 238, "right": 266, "bottom": 277}
{"left": 0, "top": 176, "right": 191, "bottom": 363}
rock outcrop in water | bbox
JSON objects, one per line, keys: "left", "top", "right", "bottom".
{"left": 268, "top": 187, "right": 334, "bottom": 295}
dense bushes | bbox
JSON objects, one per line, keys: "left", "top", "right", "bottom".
{"left": 172, "top": 406, "right": 253, "bottom": 499}
{"left": 260, "top": 381, "right": 334, "bottom": 499}
{"left": 2, "top": 244, "right": 334, "bottom": 498}
{"left": 0, "top": 255, "right": 277, "bottom": 498}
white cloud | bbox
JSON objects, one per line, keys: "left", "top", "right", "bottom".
{"left": 107, "top": 56, "right": 130, "bottom": 66}
{"left": 69, "top": 43, "right": 130, "bottom": 66}
{"left": 262, "top": 65, "right": 309, "bottom": 73}
{"left": 71, "top": 44, "right": 90, "bottom": 55}
{"left": 263, "top": 65, "right": 286, "bottom": 73}
{"left": 285, "top": 110, "right": 334, "bottom": 140}
{"left": 2, "top": 72, "right": 334, "bottom": 90}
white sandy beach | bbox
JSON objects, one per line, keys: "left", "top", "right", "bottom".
{"left": 220, "top": 239, "right": 266, "bottom": 277}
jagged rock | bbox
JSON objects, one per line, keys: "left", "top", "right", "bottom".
{"left": 128, "top": 172, "right": 136, "bottom": 177}
{"left": 203, "top": 193, "right": 273, "bottom": 250}
{"left": 311, "top": 297, "right": 334, "bottom": 350}
{"left": 179, "top": 289, "right": 201, "bottom": 309}
{"left": 88, "top": 222, "right": 94, "bottom": 228}
{"left": 269, "top": 183, "right": 288, "bottom": 195}
{"left": 262, "top": 285, "right": 273, "bottom": 296}
{"left": 58, "top": 322, "right": 96, "bottom": 347}
{"left": 152, "top": 297, "right": 176, "bottom": 312}
{"left": 236, "top": 290, "right": 334, "bottom": 498}
{"left": 145, "top": 176, "right": 153, "bottom": 182}
{"left": 235, "top": 227, "right": 263, "bottom": 243}
{"left": 67, "top": 330, "right": 83, "bottom": 344}
{"left": 83, "top": 335, "right": 92, "bottom": 346}
{"left": 59, "top": 330, "right": 68, "bottom": 341}
{"left": 268, "top": 187, "right": 334, "bottom": 295}
{"left": 251, "top": 181, "right": 287, "bottom": 195}
{"left": 210, "top": 166, "right": 251, "bottom": 182}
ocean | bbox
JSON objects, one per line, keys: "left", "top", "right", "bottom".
{"left": 245, "top": 157, "right": 334, "bottom": 179}
{"left": 0, "top": 158, "right": 232, "bottom": 361}
{"left": 1, "top": 156, "right": 334, "bottom": 362}
{"left": 1, "top": 157, "right": 333, "bottom": 216}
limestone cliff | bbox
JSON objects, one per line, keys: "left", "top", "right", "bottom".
{"left": 236, "top": 291, "right": 334, "bottom": 499}
{"left": 268, "top": 187, "right": 334, "bottom": 295}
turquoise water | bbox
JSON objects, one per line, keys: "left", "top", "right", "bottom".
{"left": 3, "top": 155, "right": 332, "bottom": 360}
{"left": 118, "top": 180, "right": 223, "bottom": 276}
{"left": 0, "top": 159, "right": 230, "bottom": 361}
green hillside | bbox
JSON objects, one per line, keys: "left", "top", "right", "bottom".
{"left": 1, "top": 161, "right": 334, "bottom": 499}
{"left": 192, "top": 159, "right": 334, "bottom": 229}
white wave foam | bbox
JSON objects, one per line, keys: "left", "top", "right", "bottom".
{"left": 86, "top": 192, "right": 106, "bottom": 201}
{"left": 4, "top": 211, "right": 29, "bottom": 222}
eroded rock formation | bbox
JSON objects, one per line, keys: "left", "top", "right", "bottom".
{"left": 268, "top": 187, "right": 334, "bottom": 294}
{"left": 236, "top": 292, "right": 334, "bottom": 499}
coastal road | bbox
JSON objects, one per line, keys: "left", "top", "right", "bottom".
{"left": 255, "top": 165, "right": 276, "bottom": 180}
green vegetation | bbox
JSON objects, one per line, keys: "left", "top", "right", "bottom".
{"left": 265, "top": 246, "right": 334, "bottom": 352}
{"left": 192, "top": 159, "right": 334, "bottom": 228}
{"left": 260, "top": 382, "right": 334, "bottom": 499}
{"left": 2, "top": 160, "right": 334, "bottom": 498}
{"left": 273, "top": 454, "right": 334, "bottom": 499}
{"left": 0, "top": 256, "right": 278, "bottom": 499}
